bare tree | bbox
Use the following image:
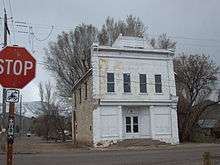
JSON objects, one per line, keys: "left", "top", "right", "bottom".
{"left": 45, "top": 24, "right": 98, "bottom": 97}
{"left": 174, "top": 54, "right": 219, "bottom": 141}
{"left": 150, "top": 33, "right": 176, "bottom": 49}
{"left": 98, "top": 15, "right": 146, "bottom": 45}
{"left": 36, "top": 82, "right": 69, "bottom": 141}
{"left": 45, "top": 15, "right": 147, "bottom": 98}
{"left": 45, "top": 15, "right": 176, "bottom": 100}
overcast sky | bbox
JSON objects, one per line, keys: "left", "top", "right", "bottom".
{"left": 0, "top": 0, "right": 220, "bottom": 102}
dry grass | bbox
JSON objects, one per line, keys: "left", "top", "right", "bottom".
{"left": 14, "top": 135, "right": 77, "bottom": 153}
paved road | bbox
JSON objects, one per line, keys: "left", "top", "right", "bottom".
{"left": 1, "top": 145, "right": 220, "bottom": 165}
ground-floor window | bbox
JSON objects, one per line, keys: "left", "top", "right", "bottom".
{"left": 125, "top": 116, "right": 139, "bottom": 133}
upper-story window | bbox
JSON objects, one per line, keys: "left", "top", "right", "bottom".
{"left": 123, "top": 73, "right": 131, "bottom": 93}
{"left": 79, "top": 87, "right": 82, "bottom": 103}
{"left": 139, "top": 74, "right": 147, "bottom": 93}
{"left": 107, "top": 73, "right": 115, "bottom": 92}
{"left": 84, "top": 82, "right": 87, "bottom": 100}
{"left": 74, "top": 93, "right": 77, "bottom": 107}
{"left": 155, "top": 74, "right": 162, "bottom": 93}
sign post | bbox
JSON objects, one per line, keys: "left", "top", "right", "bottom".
{"left": 0, "top": 46, "right": 36, "bottom": 165}
{"left": 7, "top": 103, "right": 15, "bottom": 165}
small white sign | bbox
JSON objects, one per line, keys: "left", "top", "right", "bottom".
{"left": 6, "top": 89, "right": 19, "bottom": 103}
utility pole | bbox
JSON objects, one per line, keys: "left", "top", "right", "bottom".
{"left": 1, "top": 9, "right": 16, "bottom": 165}
{"left": 2, "top": 8, "right": 8, "bottom": 129}
{"left": 1, "top": 8, "right": 8, "bottom": 152}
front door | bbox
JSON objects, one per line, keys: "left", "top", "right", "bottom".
{"left": 125, "top": 116, "right": 139, "bottom": 138}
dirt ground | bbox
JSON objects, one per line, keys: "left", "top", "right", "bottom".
{"left": 0, "top": 140, "right": 220, "bottom": 165}
{"left": 13, "top": 135, "right": 86, "bottom": 154}
{"left": 10, "top": 135, "right": 220, "bottom": 154}
{"left": 1, "top": 136, "right": 220, "bottom": 164}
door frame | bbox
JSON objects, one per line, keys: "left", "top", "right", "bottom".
{"left": 124, "top": 114, "right": 140, "bottom": 139}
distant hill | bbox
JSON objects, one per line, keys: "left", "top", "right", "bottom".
{"left": 22, "top": 101, "right": 43, "bottom": 117}
{"left": 0, "top": 101, "right": 42, "bottom": 118}
{"left": 0, "top": 100, "right": 72, "bottom": 118}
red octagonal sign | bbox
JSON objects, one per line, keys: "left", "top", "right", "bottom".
{"left": 0, "top": 46, "right": 36, "bottom": 89}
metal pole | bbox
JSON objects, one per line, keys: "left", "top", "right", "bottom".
{"left": 19, "top": 95, "right": 22, "bottom": 135}
{"left": 7, "top": 103, "right": 15, "bottom": 165}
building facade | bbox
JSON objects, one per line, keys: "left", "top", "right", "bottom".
{"left": 73, "top": 35, "right": 179, "bottom": 146}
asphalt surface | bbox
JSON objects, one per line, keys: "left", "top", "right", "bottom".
{"left": 1, "top": 145, "right": 220, "bottom": 165}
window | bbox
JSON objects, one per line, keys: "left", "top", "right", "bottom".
{"left": 107, "top": 73, "right": 115, "bottom": 92}
{"left": 126, "top": 117, "right": 131, "bottom": 133}
{"left": 79, "top": 88, "right": 82, "bottom": 103}
{"left": 155, "top": 74, "right": 162, "bottom": 93}
{"left": 74, "top": 93, "right": 76, "bottom": 107}
{"left": 133, "top": 116, "right": 139, "bottom": 133}
{"left": 84, "top": 82, "right": 87, "bottom": 100}
{"left": 123, "top": 73, "right": 131, "bottom": 93}
{"left": 125, "top": 116, "right": 139, "bottom": 133}
{"left": 139, "top": 74, "right": 147, "bottom": 93}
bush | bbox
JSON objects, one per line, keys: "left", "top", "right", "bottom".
{"left": 191, "top": 126, "right": 217, "bottom": 143}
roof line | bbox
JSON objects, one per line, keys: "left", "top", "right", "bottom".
{"left": 73, "top": 68, "right": 92, "bottom": 91}
{"left": 93, "top": 46, "right": 174, "bottom": 55}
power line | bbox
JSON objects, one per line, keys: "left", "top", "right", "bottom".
{"left": 170, "top": 35, "right": 220, "bottom": 43}
{"left": 14, "top": 21, "right": 74, "bottom": 31}
{"left": 72, "top": 72, "right": 177, "bottom": 88}
{"left": 28, "top": 24, "right": 34, "bottom": 52}
{"left": 7, "top": 0, "right": 16, "bottom": 43}
{"left": 31, "top": 25, "right": 54, "bottom": 42}
{"left": 27, "top": 22, "right": 74, "bottom": 30}
{"left": 14, "top": 20, "right": 220, "bottom": 43}
{"left": 2, "top": 0, "right": 6, "bottom": 9}
{"left": 149, "top": 34, "right": 220, "bottom": 43}
{"left": 14, "top": 22, "right": 54, "bottom": 42}
{"left": 9, "top": 20, "right": 220, "bottom": 51}
{"left": 177, "top": 42, "right": 220, "bottom": 49}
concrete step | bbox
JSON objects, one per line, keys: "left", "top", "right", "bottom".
{"left": 113, "top": 139, "right": 167, "bottom": 147}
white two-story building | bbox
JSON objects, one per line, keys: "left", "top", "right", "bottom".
{"left": 72, "top": 35, "right": 179, "bottom": 146}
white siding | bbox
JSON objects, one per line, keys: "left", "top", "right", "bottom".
{"left": 93, "top": 105, "right": 123, "bottom": 144}
{"left": 91, "top": 43, "right": 179, "bottom": 145}
{"left": 92, "top": 51, "right": 176, "bottom": 102}
{"left": 140, "top": 110, "right": 151, "bottom": 137}
{"left": 100, "top": 108, "right": 119, "bottom": 138}
{"left": 150, "top": 106, "right": 179, "bottom": 144}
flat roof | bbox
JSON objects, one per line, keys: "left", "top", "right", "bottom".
{"left": 92, "top": 46, "right": 174, "bottom": 55}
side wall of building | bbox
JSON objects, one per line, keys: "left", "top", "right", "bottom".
{"left": 72, "top": 75, "right": 95, "bottom": 145}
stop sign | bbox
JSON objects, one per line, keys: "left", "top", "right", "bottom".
{"left": 0, "top": 46, "right": 36, "bottom": 89}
